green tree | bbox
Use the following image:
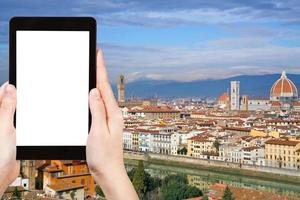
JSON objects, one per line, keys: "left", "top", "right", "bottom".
{"left": 213, "top": 140, "right": 220, "bottom": 152}
{"left": 70, "top": 191, "right": 75, "bottom": 200}
{"left": 95, "top": 185, "right": 105, "bottom": 197}
{"left": 161, "top": 175, "right": 202, "bottom": 200}
{"left": 222, "top": 186, "right": 235, "bottom": 200}
{"left": 12, "top": 187, "right": 21, "bottom": 199}
{"left": 132, "top": 161, "right": 147, "bottom": 198}
{"left": 181, "top": 147, "right": 187, "bottom": 155}
{"left": 127, "top": 167, "right": 137, "bottom": 181}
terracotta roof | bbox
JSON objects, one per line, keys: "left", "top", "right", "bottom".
{"left": 5, "top": 186, "right": 26, "bottom": 193}
{"left": 248, "top": 97, "right": 269, "bottom": 100}
{"left": 242, "top": 146, "right": 261, "bottom": 151}
{"left": 293, "top": 101, "right": 300, "bottom": 106}
{"left": 270, "top": 71, "right": 298, "bottom": 97}
{"left": 218, "top": 92, "right": 229, "bottom": 102}
{"left": 271, "top": 101, "right": 281, "bottom": 107}
{"left": 222, "top": 126, "right": 251, "bottom": 132}
{"left": 48, "top": 182, "right": 84, "bottom": 192}
{"left": 265, "top": 139, "right": 299, "bottom": 146}
{"left": 189, "top": 135, "right": 211, "bottom": 142}
{"left": 132, "top": 106, "right": 180, "bottom": 113}
{"left": 209, "top": 183, "right": 298, "bottom": 200}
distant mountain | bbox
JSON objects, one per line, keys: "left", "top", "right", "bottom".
{"left": 112, "top": 74, "right": 300, "bottom": 98}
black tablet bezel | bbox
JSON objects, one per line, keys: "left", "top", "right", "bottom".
{"left": 9, "top": 17, "right": 96, "bottom": 160}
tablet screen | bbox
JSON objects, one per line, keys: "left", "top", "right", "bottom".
{"left": 16, "top": 31, "right": 89, "bottom": 146}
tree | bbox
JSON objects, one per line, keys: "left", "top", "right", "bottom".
{"left": 12, "top": 187, "right": 21, "bottom": 199}
{"left": 95, "top": 185, "right": 105, "bottom": 197}
{"left": 177, "top": 147, "right": 188, "bottom": 155}
{"left": 132, "top": 161, "right": 147, "bottom": 198}
{"left": 161, "top": 174, "right": 202, "bottom": 200}
{"left": 128, "top": 167, "right": 137, "bottom": 181}
{"left": 181, "top": 147, "right": 187, "bottom": 155}
{"left": 222, "top": 186, "right": 235, "bottom": 200}
{"left": 213, "top": 140, "right": 220, "bottom": 152}
{"left": 70, "top": 191, "right": 75, "bottom": 200}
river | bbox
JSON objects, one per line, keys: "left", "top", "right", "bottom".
{"left": 126, "top": 162, "right": 300, "bottom": 199}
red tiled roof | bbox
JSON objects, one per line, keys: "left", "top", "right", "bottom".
{"left": 218, "top": 92, "right": 229, "bottom": 102}
{"left": 48, "top": 182, "right": 84, "bottom": 192}
{"left": 222, "top": 126, "right": 251, "bottom": 132}
{"left": 265, "top": 139, "right": 299, "bottom": 146}
{"left": 270, "top": 72, "right": 298, "bottom": 96}
{"left": 271, "top": 101, "right": 281, "bottom": 106}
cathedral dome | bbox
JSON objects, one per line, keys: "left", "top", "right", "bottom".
{"left": 270, "top": 71, "right": 298, "bottom": 101}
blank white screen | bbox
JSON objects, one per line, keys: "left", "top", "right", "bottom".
{"left": 16, "top": 31, "right": 89, "bottom": 146}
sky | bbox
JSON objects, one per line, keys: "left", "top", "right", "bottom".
{"left": 1, "top": 0, "right": 300, "bottom": 83}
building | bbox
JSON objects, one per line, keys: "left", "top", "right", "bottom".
{"left": 10, "top": 176, "right": 29, "bottom": 190}
{"left": 20, "top": 160, "right": 36, "bottom": 190}
{"left": 42, "top": 160, "right": 95, "bottom": 198}
{"left": 250, "top": 129, "right": 279, "bottom": 138}
{"left": 151, "top": 132, "right": 172, "bottom": 154}
{"left": 225, "top": 71, "right": 300, "bottom": 111}
{"left": 218, "top": 92, "right": 230, "bottom": 110}
{"left": 129, "top": 106, "right": 180, "bottom": 119}
{"left": 45, "top": 182, "right": 85, "bottom": 199}
{"left": 123, "top": 130, "right": 133, "bottom": 150}
{"left": 241, "top": 146, "right": 265, "bottom": 165}
{"left": 265, "top": 139, "right": 300, "bottom": 170}
{"left": 270, "top": 71, "right": 299, "bottom": 110}
{"left": 187, "top": 135, "right": 216, "bottom": 158}
{"left": 138, "top": 130, "right": 154, "bottom": 152}
{"left": 240, "top": 95, "right": 248, "bottom": 111}
{"left": 171, "top": 132, "right": 181, "bottom": 155}
{"left": 229, "top": 146, "right": 243, "bottom": 163}
{"left": 247, "top": 97, "right": 271, "bottom": 110}
{"left": 132, "top": 131, "right": 140, "bottom": 151}
{"left": 117, "top": 74, "right": 125, "bottom": 107}
{"left": 230, "top": 81, "right": 240, "bottom": 110}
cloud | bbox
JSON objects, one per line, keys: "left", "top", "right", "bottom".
{"left": 101, "top": 39, "right": 300, "bottom": 82}
{"left": 1, "top": 0, "right": 300, "bottom": 83}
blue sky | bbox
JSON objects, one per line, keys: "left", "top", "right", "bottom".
{"left": 1, "top": 0, "right": 300, "bottom": 83}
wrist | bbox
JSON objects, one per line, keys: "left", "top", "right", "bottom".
{"left": 92, "top": 164, "right": 128, "bottom": 185}
{"left": 0, "top": 177, "right": 10, "bottom": 197}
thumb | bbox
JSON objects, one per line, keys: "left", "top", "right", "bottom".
{"left": 89, "top": 88, "right": 108, "bottom": 132}
{"left": 0, "top": 84, "right": 16, "bottom": 131}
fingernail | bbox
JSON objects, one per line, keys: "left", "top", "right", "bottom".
{"left": 5, "top": 84, "right": 15, "bottom": 98}
{"left": 90, "top": 88, "right": 100, "bottom": 100}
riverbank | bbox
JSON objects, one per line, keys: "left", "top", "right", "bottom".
{"left": 124, "top": 151, "right": 300, "bottom": 185}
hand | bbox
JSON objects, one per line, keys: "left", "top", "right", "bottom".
{"left": 86, "top": 49, "right": 138, "bottom": 200}
{"left": 0, "top": 82, "right": 20, "bottom": 197}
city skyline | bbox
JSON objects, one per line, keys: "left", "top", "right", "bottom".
{"left": 1, "top": 0, "right": 300, "bottom": 83}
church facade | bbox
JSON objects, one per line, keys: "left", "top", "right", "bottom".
{"left": 219, "top": 71, "right": 300, "bottom": 111}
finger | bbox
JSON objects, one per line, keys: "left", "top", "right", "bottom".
{"left": 96, "top": 49, "right": 120, "bottom": 119}
{"left": 0, "top": 84, "right": 17, "bottom": 132}
{"left": 0, "top": 81, "right": 9, "bottom": 103}
{"left": 89, "top": 88, "right": 108, "bottom": 133}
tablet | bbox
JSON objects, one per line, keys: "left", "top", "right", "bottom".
{"left": 9, "top": 17, "right": 96, "bottom": 160}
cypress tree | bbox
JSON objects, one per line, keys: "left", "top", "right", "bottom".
{"left": 222, "top": 186, "right": 235, "bottom": 200}
{"left": 132, "top": 160, "right": 147, "bottom": 198}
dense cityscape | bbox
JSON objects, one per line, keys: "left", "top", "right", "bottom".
{"left": 2, "top": 71, "right": 300, "bottom": 200}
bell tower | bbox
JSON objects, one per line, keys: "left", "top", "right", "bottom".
{"left": 117, "top": 75, "right": 125, "bottom": 107}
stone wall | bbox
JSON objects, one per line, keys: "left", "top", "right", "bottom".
{"left": 124, "top": 151, "right": 300, "bottom": 177}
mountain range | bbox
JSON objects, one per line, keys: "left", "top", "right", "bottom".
{"left": 112, "top": 74, "right": 300, "bottom": 99}
{"left": 1, "top": 72, "right": 299, "bottom": 99}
